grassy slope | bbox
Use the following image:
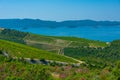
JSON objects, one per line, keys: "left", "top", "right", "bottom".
{"left": 24, "top": 34, "right": 70, "bottom": 48}
{"left": 52, "top": 36, "right": 107, "bottom": 47}
{"left": 0, "top": 40, "right": 77, "bottom": 63}
{"left": 24, "top": 33, "right": 107, "bottom": 52}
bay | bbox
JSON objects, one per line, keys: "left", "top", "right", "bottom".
{"left": 10, "top": 26, "right": 120, "bottom": 42}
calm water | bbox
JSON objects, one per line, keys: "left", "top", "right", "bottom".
{"left": 10, "top": 26, "right": 120, "bottom": 42}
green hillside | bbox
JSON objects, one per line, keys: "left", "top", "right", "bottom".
{"left": 52, "top": 36, "right": 107, "bottom": 47}
{"left": 0, "top": 39, "right": 77, "bottom": 63}
{"left": 24, "top": 33, "right": 107, "bottom": 48}
{"left": 0, "top": 28, "right": 107, "bottom": 54}
{"left": 0, "top": 28, "right": 28, "bottom": 44}
{"left": 0, "top": 28, "right": 120, "bottom": 80}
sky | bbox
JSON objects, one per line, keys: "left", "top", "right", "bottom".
{"left": 0, "top": 0, "right": 120, "bottom": 21}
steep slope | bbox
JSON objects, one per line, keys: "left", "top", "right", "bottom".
{"left": 0, "top": 40, "right": 78, "bottom": 63}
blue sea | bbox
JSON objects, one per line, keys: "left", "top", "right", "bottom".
{"left": 10, "top": 26, "right": 120, "bottom": 42}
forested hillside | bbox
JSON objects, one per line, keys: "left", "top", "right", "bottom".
{"left": 0, "top": 28, "right": 28, "bottom": 44}
{"left": 64, "top": 40, "right": 120, "bottom": 69}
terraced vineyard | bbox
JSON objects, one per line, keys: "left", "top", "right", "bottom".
{"left": 0, "top": 40, "right": 78, "bottom": 63}
{"left": 0, "top": 28, "right": 108, "bottom": 54}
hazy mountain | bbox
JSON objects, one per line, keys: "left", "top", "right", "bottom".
{"left": 0, "top": 19, "right": 120, "bottom": 28}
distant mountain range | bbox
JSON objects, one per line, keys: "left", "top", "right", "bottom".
{"left": 0, "top": 19, "right": 120, "bottom": 28}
